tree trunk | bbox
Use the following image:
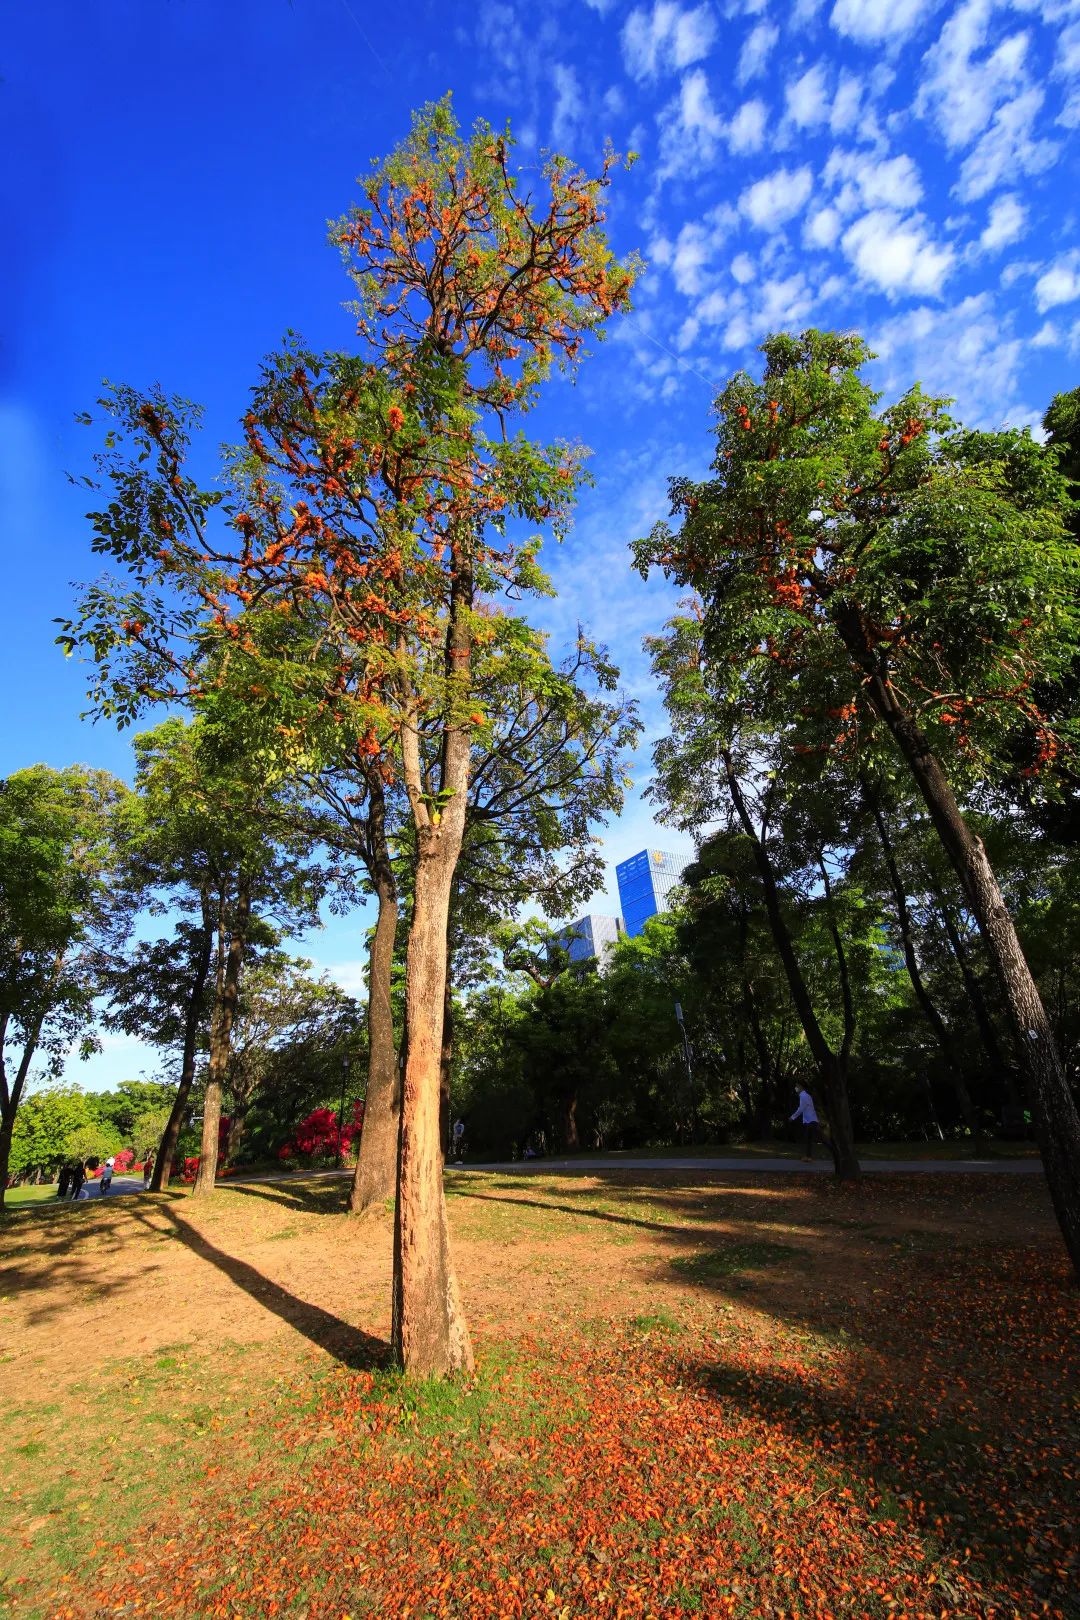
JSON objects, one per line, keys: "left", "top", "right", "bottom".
{"left": 152, "top": 908, "right": 214, "bottom": 1191}
{"left": 439, "top": 959, "right": 453, "bottom": 1160}
{"left": 835, "top": 606, "right": 1080, "bottom": 1273}
{"left": 0, "top": 1112, "right": 13, "bottom": 1209}
{"left": 224, "top": 1108, "right": 245, "bottom": 1168}
{"left": 391, "top": 843, "right": 474, "bottom": 1377}
{"left": 936, "top": 894, "right": 1019, "bottom": 1108}
{"left": 561, "top": 1092, "right": 580, "bottom": 1152}
{"left": 192, "top": 877, "right": 251, "bottom": 1200}
{"left": 723, "top": 755, "right": 860, "bottom": 1178}
{"left": 866, "top": 790, "right": 978, "bottom": 1134}
{"left": 349, "top": 873, "right": 400, "bottom": 1214}
{"left": 392, "top": 543, "right": 475, "bottom": 1377}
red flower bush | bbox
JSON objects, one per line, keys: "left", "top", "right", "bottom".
{"left": 278, "top": 1102, "right": 364, "bottom": 1163}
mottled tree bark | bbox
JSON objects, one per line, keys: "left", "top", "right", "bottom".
{"left": 192, "top": 877, "right": 251, "bottom": 1200}
{"left": 349, "top": 870, "right": 400, "bottom": 1213}
{"left": 391, "top": 556, "right": 474, "bottom": 1377}
{"left": 391, "top": 841, "right": 473, "bottom": 1376}
{"left": 439, "top": 956, "right": 454, "bottom": 1160}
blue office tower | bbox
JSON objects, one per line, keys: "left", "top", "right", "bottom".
{"left": 555, "top": 913, "right": 624, "bottom": 969}
{"left": 615, "top": 849, "right": 682, "bottom": 937}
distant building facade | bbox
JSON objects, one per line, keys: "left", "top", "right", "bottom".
{"left": 556, "top": 913, "right": 624, "bottom": 968}
{"left": 615, "top": 849, "right": 682, "bottom": 937}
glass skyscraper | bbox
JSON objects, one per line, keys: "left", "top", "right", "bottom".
{"left": 556, "top": 913, "right": 623, "bottom": 968}
{"left": 615, "top": 849, "right": 682, "bottom": 937}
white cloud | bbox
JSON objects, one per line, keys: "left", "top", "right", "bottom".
{"left": 622, "top": 1, "right": 717, "bottom": 79}
{"left": 740, "top": 164, "right": 814, "bottom": 228}
{"left": 917, "top": 1, "right": 1031, "bottom": 150}
{"left": 825, "top": 148, "right": 923, "bottom": 210}
{"left": 804, "top": 205, "right": 842, "bottom": 248}
{"left": 830, "top": 0, "right": 939, "bottom": 44}
{"left": 653, "top": 205, "right": 738, "bottom": 293}
{"left": 1031, "top": 320, "right": 1060, "bottom": 348}
{"left": 670, "top": 223, "right": 713, "bottom": 293}
{"left": 957, "top": 86, "right": 1058, "bottom": 200}
{"left": 731, "top": 252, "right": 756, "bottom": 284}
{"left": 786, "top": 62, "right": 831, "bottom": 128}
{"left": 830, "top": 71, "right": 863, "bottom": 133}
{"left": 657, "top": 67, "right": 725, "bottom": 174}
{"left": 1034, "top": 253, "right": 1080, "bottom": 312}
{"left": 551, "top": 64, "right": 583, "bottom": 147}
{"left": 872, "top": 292, "right": 1024, "bottom": 426}
{"left": 738, "top": 20, "right": 778, "bottom": 84}
{"left": 842, "top": 208, "right": 955, "bottom": 297}
{"left": 316, "top": 959, "right": 369, "bottom": 999}
{"left": 756, "top": 272, "right": 813, "bottom": 329}
{"left": 1056, "top": 20, "right": 1080, "bottom": 81}
{"left": 978, "top": 192, "right": 1026, "bottom": 253}
{"left": 727, "top": 97, "right": 768, "bottom": 153}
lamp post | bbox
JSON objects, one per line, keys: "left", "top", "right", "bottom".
{"left": 337, "top": 1053, "right": 351, "bottom": 1169}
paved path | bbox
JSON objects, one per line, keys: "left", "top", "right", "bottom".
{"left": 32, "top": 1156, "right": 1043, "bottom": 1209}
{"left": 447, "top": 1155, "right": 1045, "bottom": 1175}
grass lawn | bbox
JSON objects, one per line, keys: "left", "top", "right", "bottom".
{"left": 3, "top": 1186, "right": 65, "bottom": 1208}
{"left": 1, "top": 1166, "right": 1076, "bottom": 1618}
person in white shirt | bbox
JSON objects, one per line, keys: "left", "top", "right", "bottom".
{"left": 790, "top": 1089, "right": 819, "bottom": 1161}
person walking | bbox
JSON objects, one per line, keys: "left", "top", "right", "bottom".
{"left": 142, "top": 1151, "right": 155, "bottom": 1192}
{"left": 70, "top": 1161, "right": 85, "bottom": 1199}
{"left": 57, "top": 1164, "right": 71, "bottom": 1199}
{"left": 100, "top": 1157, "right": 115, "bottom": 1195}
{"left": 790, "top": 1088, "right": 820, "bottom": 1161}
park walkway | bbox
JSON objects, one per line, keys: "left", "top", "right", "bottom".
{"left": 28, "top": 1153, "right": 1044, "bottom": 1209}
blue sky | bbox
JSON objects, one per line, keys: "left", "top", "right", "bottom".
{"left": 3, "top": 0, "right": 1079, "bottom": 1088}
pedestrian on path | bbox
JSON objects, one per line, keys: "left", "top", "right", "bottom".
{"left": 70, "top": 1162, "right": 85, "bottom": 1199}
{"left": 143, "top": 1152, "right": 155, "bottom": 1191}
{"left": 790, "top": 1089, "right": 819, "bottom": 1160}
{"left": 57, "top": 1164, "right": 71, "bottom": 1199}
{"left": 100, "top": 1157, "right": 114, "bottom": 1195}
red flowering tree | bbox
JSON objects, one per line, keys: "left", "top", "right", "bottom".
{"left": 223, "top": 102, "right": 636, "bottom": 1374}
{"left": 60, "top": 99, "right": 636, "bottom": 1374}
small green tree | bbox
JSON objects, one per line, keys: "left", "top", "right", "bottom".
{"left": 7, "top": 1086, "right": 96, "bottom": 1180}
{"left": 0, "top": 765, "right": 129, "bottom": 1205}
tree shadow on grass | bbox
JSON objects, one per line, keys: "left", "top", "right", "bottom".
{"left": 221, "top": 1178, "right": 353, "bottom": 1217}
{"left": 669, "top": 1235, "right": 1080, "bottom": 1616}
{"left": 122, "top": 1201, "right": 389, "bottom": 1371}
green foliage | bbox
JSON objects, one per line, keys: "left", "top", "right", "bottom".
{"left": 635, "top": 329, "right": 1080, "bottom": 791}
{"left": 1, "top": 765, "right": 130, "bottom": 1185}
{"left": 7, "top": 1087, "right": 96, "bottom": 1175}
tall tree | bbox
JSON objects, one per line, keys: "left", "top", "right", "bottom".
{"left": 635, "top": 330, "right": 1080, "bottom": 1269}
{"left": 59, "top": 100, "right": 636, "bottom": 1372}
